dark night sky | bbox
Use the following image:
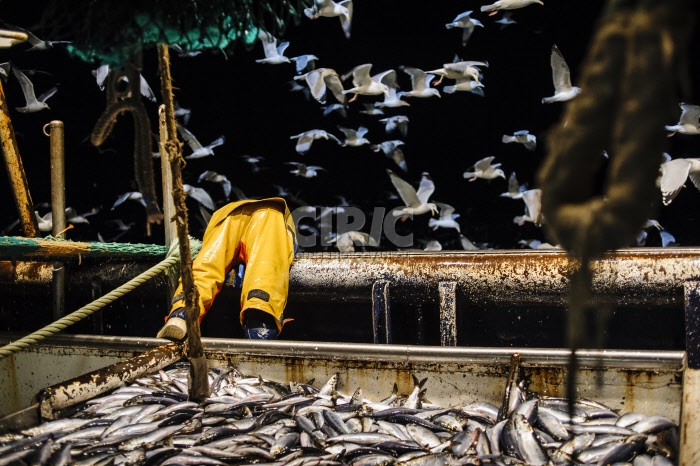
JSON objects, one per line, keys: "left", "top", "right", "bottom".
{"left": 1, "top": 1, "right": 699, "bottom": 251}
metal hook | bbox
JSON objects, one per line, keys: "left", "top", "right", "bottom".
{"left": 42, "top": 123, "right": 51, "bottom": 137}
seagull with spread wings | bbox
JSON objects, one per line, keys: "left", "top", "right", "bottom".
{"left": 304, "top": 0, "right": 353, "bottom": 39}
{"left": 287, "top": 162, "right": 327, "bottom": 178}
{"left": 177, "top": 124, "right": 225, "bottom": 159}
{"left": 255, "top": 30, "right": 291, "bottom": 65}
{"left": 372, "top": 140, "right": 407, "bottom": 171}
{"left": 500, "top": 171, "right": 528, "bottom": 199}
{"left": 445, "top": 11, "right": 484, "bottom": 47}
{"left": 657, "top": 157, "right": 700, "bottom": 205}
{"left": 387, "top": 169, "right": 438, "bottom": 219}
{"left": 481, "top": 0, "right": 543, "bottom": 16}
{"left": 341, "top": 64, "right": 392, "bottom": 103}
{"left": 428, "top": 59, "right": 488, "bottom": 85}
{"left": 338, "top": 126, "right": 370, "bottom": 147}
{"left": 12, "top": 66, "right": 57, "bottom": 113}
{"left": 198, "top": 170, "right": 232, "bottom": 199}
{"left": 463, "top": 156, "right": 506, "bottom": 181}
{"left": 542, "top": 45, "right": 581, "bottom": 103}
{"left": 428, "top": 202, "right": 461, "bottom": 232}
{"left": 290, "top": 129, "right": 341, "bottom": 154}
{"left": 294, "top": 68, "right": 346, "bottom": 104}
{"left": 665, "top": 103, "right": 700, "bottom": 136}
{"left": 398, "top": 66, "right": 440, "bottom": 99}
{"left": 502, "top": 130, "right": 537, "bottom": 151}
{"left": 514, "top": 189, "right": 544, "bottom": 226}
{"left": 379, "top": 115, "right": 409, "bottom": 137}
{"left": 373, "top": 69, "right": 410, "bottom": 109}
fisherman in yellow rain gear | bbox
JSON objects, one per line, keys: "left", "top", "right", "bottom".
{"left": 157, "top": 198, "right": 297, "bottom": 340}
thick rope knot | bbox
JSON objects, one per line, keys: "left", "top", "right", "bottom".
{"left": 538, "top": 6, "right": 684, "bottom": 259}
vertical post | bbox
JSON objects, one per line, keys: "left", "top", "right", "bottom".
{"left": 47, "top": 121, "right": 66, "bottom": 320}
{"left": 159, "top": 106, "right": 178, "bottom": 298}
{"left": 0, "top": 79, "right": 38, "bottom": 237}
{"left": 681, "top": 281, "right": 700, "bottom": 466}
{"left": 439, "top": 281, "right": 457, "bottom": 346}
{"left": 371, "top": 280, "right": 391, "bottom": 344}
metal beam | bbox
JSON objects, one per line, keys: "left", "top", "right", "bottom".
{"left": 289, "top": 249, "right": 700, "bottom": 307}
{"left": 5, "top": 249, "right": 700, "bottom": 308}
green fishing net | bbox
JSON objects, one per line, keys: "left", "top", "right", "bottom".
{"left": 39, "top": 0, "right": 313, "bottom": 65}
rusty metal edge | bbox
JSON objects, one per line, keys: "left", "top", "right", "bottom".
{"left": 0, "top": 333, "right": 684, "bottom": 371}
{"left": 0, "top": 403, "right": 39, "bottom": 435}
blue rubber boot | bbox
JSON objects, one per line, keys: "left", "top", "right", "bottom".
{"left": 243, "top": 309, "right": 279, "bottom": 340}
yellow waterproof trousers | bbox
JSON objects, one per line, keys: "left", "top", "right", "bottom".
{"left": 168, "top": 198, "right": 296, "bottom": 332}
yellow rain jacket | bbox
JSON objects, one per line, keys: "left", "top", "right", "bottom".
{"left": 168, "top": 198, "right": 297, "bottom": 332}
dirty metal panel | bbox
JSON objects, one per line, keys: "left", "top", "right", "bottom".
{"left": 0, "top": 335, "right": 685, "bottom": 425}
{"left": 0, "top": 334, "right": 167, "bottom": 417}
{"left": 202, "top": 339, "right": 684, "bottom": 424}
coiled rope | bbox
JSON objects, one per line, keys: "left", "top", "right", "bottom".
{"left": 0, "top": 238, "right": 201, "bottom": 360}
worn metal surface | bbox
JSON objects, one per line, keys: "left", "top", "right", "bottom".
{"left": 290, "top": 249, "right": 700, "bottom": 307}
{"left": 0, "top": 403, "right": 40, "bottom": 435}
{"left": 35, "top": 342, "right": 183, "bottom": 419}
{"left": 5, "top": 249, "right": 700, "bottom": 307}
{"left": 684, "top": 281, "right": 700, "bottom": 369}
{"left": 439, "top": 281, "right": 457, "bottom": 346}
{"left": 49, "top": 121, "right": 67, "bottom": 321}
{"left": 680, "top": 366, "right": 700, "bottom": 466}
{"left": 372, "top": 280, "right": 391, "bottom": 344}
{"left": 0, "top": 334, "right": 683, "bottom": 422}
{"left": 0, "top": 80, "right": 38, "bottom": 238}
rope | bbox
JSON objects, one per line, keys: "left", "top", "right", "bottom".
{"left": 0, "top": 238, "right": 201, "bottom": 360}
{"left": 536, "top": 1, "right": 691, "bottom": 412}
{"left": 158, "top": 44, "right": 209, "bottom": 401}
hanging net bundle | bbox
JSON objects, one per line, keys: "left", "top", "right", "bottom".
{"left": 37, "top": 0, "right": 313, "bottom": 65}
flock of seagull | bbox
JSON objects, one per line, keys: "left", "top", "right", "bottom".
{"left": 1, "top": 0, "right": 698, "bottom": 251}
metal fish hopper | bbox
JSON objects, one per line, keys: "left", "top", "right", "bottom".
{"left": 0, "top": 249, "right": 699, "bottom": 464}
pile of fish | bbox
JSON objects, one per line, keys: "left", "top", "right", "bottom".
{"left": 0, "top": 362, "right": 679, "bottom": 466}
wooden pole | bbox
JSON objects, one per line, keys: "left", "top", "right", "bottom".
{"left": 0, "top": 79, "right": 38, "bottom": 237}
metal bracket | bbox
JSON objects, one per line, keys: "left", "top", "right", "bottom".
{"left": 372, "top": 280, "right": 391, "bottom": 344}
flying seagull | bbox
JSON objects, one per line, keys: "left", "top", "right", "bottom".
{"left": 502, "top": 130, "right": 537, "bottom": 151}
{"left": 665, "top": 103, "right": 700, "bottom": 136}
{"left": 341, "top": 63, "right": 392, "bottom": 103}
{"left": 542, "top": 45, "right": 581, "bottom": 104}
{"left": 445, "top": 11, "right": 484, "bottom": 47}
{"left": 304, "top": 0, "right": 353, "bottom": 39}
{"left": 177, "top": 124, "right": 225, "bottom": 159}
{"left": 290, "top": 129, "right": 341, "bottom": 154}
{"left": 463, "top": 156, "right": 506, "bottom": 181}
{"left": 12, "top": 66, "right": 57, "bottom": 113}
{"left": 481, "top": 0, "right": 544, "bottom": 16}
{"left": 428, "top": 202, "right": 461, "bottom": 232}
{"left": 294, "top": 68, "right": 346, "bottom": 104}
{"left": 398, "top": 66, "right": 441, "bottom": 99}
{"left": 255, "top": 31, "right": 290, "bottom": 65}
{"left": 657, "top": 157, "right": 700, "bottom": 205}
{"left": 387, "top": 169, "right": 438, "bottom": 218}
